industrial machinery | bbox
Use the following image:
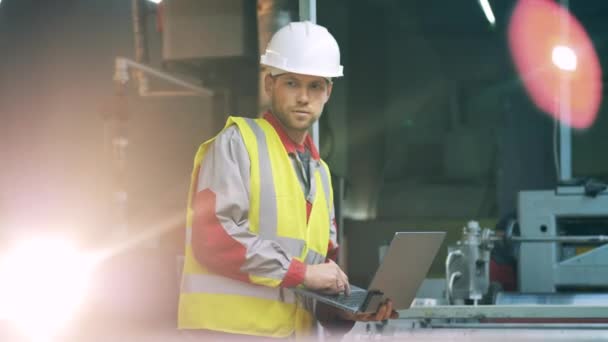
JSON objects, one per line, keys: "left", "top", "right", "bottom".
{"left": 517, "top": 186, "right": 608, "bottom": 293}
{"left": 445, "top": 220, "right": 495, "bottom": 305}
{"left": 446, "top": 184, "right": 608, "bottom": 301}
{"left": 348, "top": 184, "right": 608, "bottom": 340}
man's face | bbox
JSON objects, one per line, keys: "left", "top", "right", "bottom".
{"left": 265, "top": 72, "right": 333, "bottom": 132}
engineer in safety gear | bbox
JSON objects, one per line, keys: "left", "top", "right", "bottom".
{"left": 178, "top": 21, "right": 397, "bottom": 339}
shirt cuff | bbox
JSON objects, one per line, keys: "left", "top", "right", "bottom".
{"left": 327, "top": 241, "right": 339, "bottom": 262}
{"left": 280, "top": 259, "right": 307, "bottom": 287}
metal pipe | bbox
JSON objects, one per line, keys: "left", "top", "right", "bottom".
{"left": 298, "top": 0, "right": 316, "bottom": 23}
{"left": 131, "top": 0, "right": 148, "bottom": 64}
{"left": 132, "top": 90, "right": 200, "bottom": 97}
{"left": 447, "top": 271, "right": 462, "bottom": 304}
{"left": 429, "top": 323, "right": 608, "bottom": 330}
{"left": 398, "top": 305, "right": 608, "bottom": 320}
{"left": 495, "top": 292, "right": 608, "bottom": 306}
{"left": 299, "top": 0, "right": 319, "bottom": 148}
{"left": 114, "top": 57, "right": 214, "bottom": 97}
{"left": 510, "top": 235, "right": 608, "bottom": 243}
{"left": 445, "top": 249, "right": 463, "bottom": 303}
{"left": 131, "top": 0, "right": 149, "bottom": 94}
{"left": 559, "top": 122, "right": 572, "bottom": 181}
{"left": 558, "top": 0, "right": 572, "bottom": 182}
{"left": 106, "top": 81, "right": 130, "bottom": 239}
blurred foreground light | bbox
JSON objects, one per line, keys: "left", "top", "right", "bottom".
{"left": 508, "top": 0, "right": 602, "bottom": 129}
{"left": 147, "top": 0, "right": 162, "bottom": 4}
{"left": 0, "top": 237, "right": 95, "bottom": 341}
{"left": 478, "top": 0, "right": 496, "bottom": 25}
{"left": 552, "top": 45, "right": 577, "bottom": 71}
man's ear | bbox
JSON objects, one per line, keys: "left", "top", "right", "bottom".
{"left": 264, "top": 73, "right": 274, "bottom": 97}
{"left": 325, "top": 81, "right": 333, "bottom": 103}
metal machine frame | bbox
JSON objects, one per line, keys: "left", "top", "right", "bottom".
{"left": 517, "top": 188, "right": 608, "bottom": 292}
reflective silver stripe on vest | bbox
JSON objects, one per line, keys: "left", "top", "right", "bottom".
{"left": 304, "top": 249, "right": 326, "bottom": 265}
{"left": 306, "top": 159, "right": 318, "bottom": 203}
{"left": 182, "top": 273, "right": 296, "bottom": 303}
{"left": 276, "top": 236, "right": 306, "bottom": 259}
{"left": 317, "top": 163, "right": 332, "bottom": 215}
{"left": 297, "top": 293, "right": 316, "bottom": 313}
{"left": 185, "top": 229, "right": 304, "bottom": 281}
{"left": 243, "top": 118, "right": 277, "bottom": 241}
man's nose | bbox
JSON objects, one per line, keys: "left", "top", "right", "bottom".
{"left": 296, "top": 88, "right": 309, "bottom": 104}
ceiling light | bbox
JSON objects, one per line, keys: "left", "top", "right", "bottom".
{"left": 479, "top": 0, "right": 496, "bottom": 26}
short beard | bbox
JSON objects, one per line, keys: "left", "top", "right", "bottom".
{"left": 269, "top": 97, "right": 311, "bottom": 132}
{"left": 271, "top": 110, "right": 310, "bottom": 133}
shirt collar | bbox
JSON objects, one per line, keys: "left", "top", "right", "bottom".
{"left": 263, "top": 111, "right": 320, "bottom": 160}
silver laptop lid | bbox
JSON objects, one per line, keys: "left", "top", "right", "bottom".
{"left": 368, "top": 231, "right": 445, "bottom": 310}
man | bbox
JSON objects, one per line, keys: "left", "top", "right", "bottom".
{"left": 178, "top": 21, "right": 396, "bottom": 339}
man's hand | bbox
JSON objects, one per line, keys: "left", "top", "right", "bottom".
{"left": 340, "top": 299, "right": 399, "bottom": 322}
{"left": 303, "top": 260, "right": 350, "bottom": 294}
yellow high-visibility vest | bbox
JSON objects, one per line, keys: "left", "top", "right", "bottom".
{"left": 178, "top": 116, "right": 333, "bottom": 338}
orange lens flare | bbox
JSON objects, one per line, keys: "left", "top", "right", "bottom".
{"left": 508, "top": 0, "right": 602, "bottom": 129}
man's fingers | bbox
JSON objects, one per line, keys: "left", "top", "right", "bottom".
{"left": 339, "top": 269, "right": 351, "bottom": 295}
{"left": 372, "top": 300, "right": 394, "bottom": 321}
{"left": 374, "top": 303, "right": 388, "bottom": 321}
{"left": 355, "top": 313, "right": 372, "bottom": 322}
{"left": 336, "top": 280, "right": 345, "bottom": 292}
{"left": 331, "top": 261, "right": 350, "bottom": 295}
{"left": 350, "top": 302, "right": 397, "bottom": 322}
{"left": 383, "top": 300, "right": 393, "bottom": 320}
{"left": 316, "top": 260, "right": 350, "bottom": 295}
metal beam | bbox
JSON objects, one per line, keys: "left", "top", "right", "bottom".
{"left": 559, "top": 120, "right": 572, "bottom": 181}
{"left": 558, "top": 0, "right": 572, "bottom": 182}
{"left": 298, "top": 0, "right": 320, "bottom": 148}
{"left": 114, "top": 57, "right": 214, "bottom": 97}
{"left": 398, "top": 305, "right": 608, "bottom": 320}
{"left": 430, "top": 323, "right": 608, "bottom": 330}
{"left": 298, "top": 0, "right": 316, "bottom": 22}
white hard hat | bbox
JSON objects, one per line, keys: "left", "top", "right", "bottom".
{"left": 261, "top": 21, "right": 343, "bottom": 78}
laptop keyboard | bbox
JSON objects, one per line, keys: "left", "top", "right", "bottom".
{"left": 329, "top": 288, "right": 368, "bottom": 308}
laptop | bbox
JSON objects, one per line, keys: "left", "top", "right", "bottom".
{"left": 293, "top": 231, "right": 445, "bottom": 314}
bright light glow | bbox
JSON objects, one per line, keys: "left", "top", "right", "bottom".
{"left": 147, "top": 0, "right": 162, "bottom": 4}
{"left": 552, "top": 45, "right": 578, "bottom": 71}
{"left": 508, "top": 0, "right": 602, "bottom": 129}
{"left": 0, "top": 238, "right": 94, "bottom": 341}
{"left": 479, "top": 0, "right": 496, "bottom": 25}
